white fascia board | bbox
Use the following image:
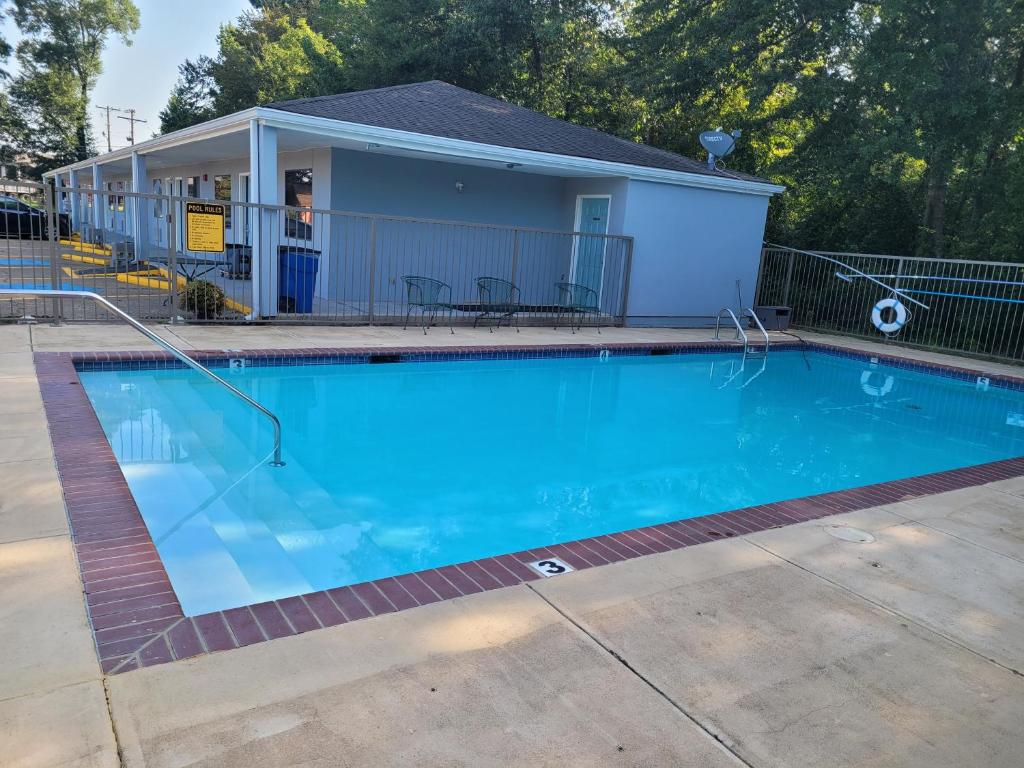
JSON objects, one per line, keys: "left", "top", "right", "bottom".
{"left": 43, "top": 109, "right": 259, "bottom": 179}
{"left": 257, "top": 108, "right": 786, "bottom": 197}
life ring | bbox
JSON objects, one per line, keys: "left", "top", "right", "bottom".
{"left": 871, "top": 297, "right": 908, "bottom": 335}
{"left": 860, "top": 369, "right": 894, "bottom": 397}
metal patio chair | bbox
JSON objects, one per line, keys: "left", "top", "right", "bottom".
{"left": 474, "top": 276, "right": 520, "bottom": 332}
{"left": 402, "top": 275, "right": 454, "bottom": 334}
{"left": 554, "top": 281, "right": 601, "bottom": 334}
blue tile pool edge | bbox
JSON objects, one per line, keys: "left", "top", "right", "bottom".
{"left": 69, "top": 340, "right": 1024, "bottom": 393}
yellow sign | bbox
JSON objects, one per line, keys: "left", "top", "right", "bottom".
{"left": 185, "top": 202, "right": 225, "bottom": 253}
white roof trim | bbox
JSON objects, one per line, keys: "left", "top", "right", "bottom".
{"left": 43, "top": 109, "right": 258, "bottom": 177}
{"left": 45, "top": 105, "right": 785, "bottom": 196}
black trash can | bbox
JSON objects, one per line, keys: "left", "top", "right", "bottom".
{"left": 278, "top": 246, "right": 320, "bottom": 313}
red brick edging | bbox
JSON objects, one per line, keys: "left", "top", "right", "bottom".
{"left": 34, "top": 341, "right": 1024, "bottom": 675}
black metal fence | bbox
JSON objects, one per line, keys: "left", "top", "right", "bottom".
{"left": 757, "top": 245, "right": 1024, "bottom": 363}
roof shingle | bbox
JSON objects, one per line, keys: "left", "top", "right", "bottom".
{"left": 265, "top": 81, "right": 768, "bottom": 183}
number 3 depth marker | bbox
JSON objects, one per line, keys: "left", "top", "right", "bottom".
{"left": 527, "top": 557, "right": 575, "bottom": 577}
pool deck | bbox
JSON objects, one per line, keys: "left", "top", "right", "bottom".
{"left": 2, "top": 322, "right": 1023, "bottom": 767}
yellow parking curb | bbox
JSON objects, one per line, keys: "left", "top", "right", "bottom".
{"left": 61, "top": 252, "right": 109, "bottom": 266}
{"left": 59, "top": 239, "right": 112, "bottom": 256}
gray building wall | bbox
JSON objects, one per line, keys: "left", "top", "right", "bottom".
{"left": 620, "top": 180, "right": 771, "bottom": 326}
{"left": 326, "top": 148, "right": 580, "bottom": 311}
{"left": 101, "top": 144, "right": 774, "bottom": 325}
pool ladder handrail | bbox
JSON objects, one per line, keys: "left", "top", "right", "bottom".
{"left": 0, "top": 289, "right": 284, "bottom": 467}
{"left": 743, "top": 308, "right": 771, "bottom": 356}
{"left": 714, "top": 307, "right": 770, "bottom": 357}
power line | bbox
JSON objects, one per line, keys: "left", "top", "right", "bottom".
{"left": 116, "top": 108, "right": 148, "bottom": 146}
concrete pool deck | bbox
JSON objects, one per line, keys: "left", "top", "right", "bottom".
{"left": 1, "top": 322, "right": 1023, "bottom": 767}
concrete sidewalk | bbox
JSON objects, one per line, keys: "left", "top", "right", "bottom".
{"left": 2, "top": 322, "right": 1023, "bottom": 767}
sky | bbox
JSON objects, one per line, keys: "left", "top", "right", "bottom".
{"left": 2, "top": 0, "right": 251, "bottom": 151}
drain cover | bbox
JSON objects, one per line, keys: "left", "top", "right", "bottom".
{"left": 825, "top": 525, "right": 876, "bottom": 543}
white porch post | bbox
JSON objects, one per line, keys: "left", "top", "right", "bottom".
{"left": 68, "top": 169, "right": 81, "bottom": 233}
{"left": 250, "top": 119, "right": 279, "bottom": 318}
{"left": 130, "top": 151, "right": 147, "bottom": 259}
{"left": 91, "top": 163, "right": 104, "bottom": 233}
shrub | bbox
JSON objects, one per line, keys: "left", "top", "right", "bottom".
{"left": 180, "top": 279, "right": 225, "bottom": 319}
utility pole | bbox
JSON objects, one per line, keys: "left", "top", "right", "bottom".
{"left": 96, "top": 105, "right": 120, "bottom": 153}
{"left": 116, "top": 109, "right": 148, "bottom": 145}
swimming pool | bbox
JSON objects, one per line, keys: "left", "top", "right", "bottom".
{"left": 79, "top": 348, "right": 1024, "bottom": 615}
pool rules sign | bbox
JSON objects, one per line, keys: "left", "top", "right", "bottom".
{"left": 185, "top": 202, "right": 226, "bottom": 253}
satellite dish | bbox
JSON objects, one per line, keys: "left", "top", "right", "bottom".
{"left": 699, "top": 129, "right": 741, "bottom": 168}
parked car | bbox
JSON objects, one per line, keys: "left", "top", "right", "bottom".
{"left": 0, "top": 195, "right": 71, "bottom": 239}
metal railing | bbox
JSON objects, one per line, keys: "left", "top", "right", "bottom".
{"left": 714, "top": 307, "right": 769, "bottom": 357}
{"left": 742, "top": 308, "right": 770, "bottom": 354}
{"left": 756, "top": 244, "right": 1024, "bottom": 364}
{"left": 0, "top": 287, "right": 285, "bottom": 466}
{"left": 2, "top": 179, "right": 634, "bottom": 328}
{"left": 714, "top": 307, "right": 748, "bottom": 349}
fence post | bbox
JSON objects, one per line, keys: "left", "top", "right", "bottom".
{"left": 753, "top": 247, "right": 768, "bottom": 307}
{"left": 44, "top": 180, "right": 63, "bottom": 324}
{"left": 782, "top": 248, "right": 795, "bottom": 306}
{"left": 619, "top": 237, "right": 634, "bottom": 325}
{"left": 510, "top": 228, "right": 520, "bottom": 286}
{"left": 368, "top": 217, "right": 377, "bottom": 324}
{"left": 166, "top": 194, "right": 178, "bottom": 324}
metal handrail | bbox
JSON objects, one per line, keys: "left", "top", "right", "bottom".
{"left": 0, "top": 289, "right": 284, "bottom": 467}
{"left": 714, "top": 308, "right": 748, "bottom": 352}
{"left": 742, "top": 308, "right": 770, "bottom": 354}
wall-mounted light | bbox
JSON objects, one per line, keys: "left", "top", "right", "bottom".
{"left": 202, "top": 173, "right": 208, "bottom": 181}
{"left": 455, "top": 181, "right": 464, "bottom": 193}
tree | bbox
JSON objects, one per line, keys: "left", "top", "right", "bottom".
{"left": 157, "top": 0, "right": 1024, "bottom": 260}
{"left": 12, "top": 0, "right": 140, "bottom": 161}
{"left": 158, "top": 57, "right": 216, "bottom": 134}
{"left": 0, "top": 3, "right": 12, "bottom": 79}
{"left": 208, "top": 12, "right": 346, "bottom": 114}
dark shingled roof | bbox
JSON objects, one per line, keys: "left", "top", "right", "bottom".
{"left": 265, "top": 81, "right": 769, "bottom": 184}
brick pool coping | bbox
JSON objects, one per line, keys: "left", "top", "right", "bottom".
{"left": 33, "top": 340, "right": 1024, "bottom": 675}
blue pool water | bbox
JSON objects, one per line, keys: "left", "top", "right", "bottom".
{"left": 80, "top": 350, "right": 1024, "bottom": 615}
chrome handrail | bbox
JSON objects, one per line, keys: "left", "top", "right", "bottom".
{"left": 742, "top": 308, "right": 770, "bottom": 355}
{"left": 0, "top": 289, "right": 284, "bottom": 467}
{"left": 714, "top": 308, "right": 748, "bottom": 352}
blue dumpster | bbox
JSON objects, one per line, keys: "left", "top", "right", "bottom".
{"left": 278, "top": 246, "right": 320, "bottom": 313}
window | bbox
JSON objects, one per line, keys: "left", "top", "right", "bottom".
{"left": 284, "top": 168, "right": 313, "bottom": 240}
{"left": 106, "top": 182, "right": 122, "bottom": 211}
{"left": 187, "top": 176, "right": 199, "bottom": 199}
{"left": 108, "top": 181, "right": 125, "bottom": 212}
{"left": 214, "top": 174, "right": 232, "bottom": 228}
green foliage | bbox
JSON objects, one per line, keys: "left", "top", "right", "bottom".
{"left": 207, "top": 11, "right": 347, "bottom": 113}
{"left": 180, "top": 279, "right": 226, "bottom": 319}
{"left": 10, "top": 0, "right": 140, "bottom": 168}
{"left": 3, "top": 0, "right": 1020, "bottom": 259}
{"left": 158, "top": 58, "right": 217, "bottom": 134}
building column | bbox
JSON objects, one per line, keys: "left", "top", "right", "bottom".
{"left": 67, "top": 169, "right": 81, "bottom": 234}
{"left": 91, "top": 163, "right": 104, "bottom": 234}
{"left": 130, "top": 151, "right": 147, "bottom": 259}
{"left": 250, "top": 119, "right": 279, "bottom": 318}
